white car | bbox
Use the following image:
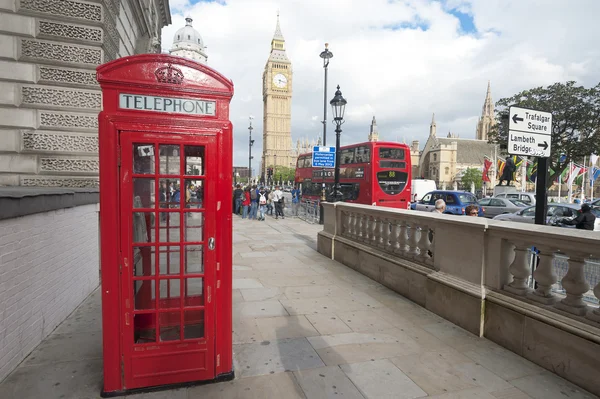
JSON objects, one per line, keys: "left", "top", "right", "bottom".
{"left": 494, "top": 192, "right": 536, "bottom": 206}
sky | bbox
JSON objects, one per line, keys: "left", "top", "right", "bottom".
{"left": 161, "top": 0, "right": 600, "bottom": 170}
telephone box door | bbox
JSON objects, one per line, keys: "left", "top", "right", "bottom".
{"left": 120, "top": 131, "right": 217, "bottom": 389}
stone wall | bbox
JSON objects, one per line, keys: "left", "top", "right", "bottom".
{"left": 0, "top": 0, "right": 171, "bottom": 187}
{"left": 0, "top": 193, "right": 99, "bottom": 382}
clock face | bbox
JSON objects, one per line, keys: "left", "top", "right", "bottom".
{"left": 273, "top": 73, "right": 288, "bottom": 89}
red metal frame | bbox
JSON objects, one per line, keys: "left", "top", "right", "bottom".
{"left": 97, "top": 54, "right": 234, "bottom": 395}
{"left": 295, "top": 141, "right": 412, "bottom": 208}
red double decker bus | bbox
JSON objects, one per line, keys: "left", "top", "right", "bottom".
{"left": 295, "top": 141, "right": 412, "bottom": 209}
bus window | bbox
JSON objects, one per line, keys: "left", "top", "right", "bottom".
{"left": 379, "top": 147, "right": 406, "bottom": 160}
{"left": 306, "top": 157, "right": 312, "bottom": 167}
{"left": 355, "top": 146, "right": 370, "bottom": 163}
{"left": 341, "top": 148, "right": 355, "bottom": 164}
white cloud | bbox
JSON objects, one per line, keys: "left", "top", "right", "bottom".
{"left": 161, "top": 0, "right": 600, "bottom": 169}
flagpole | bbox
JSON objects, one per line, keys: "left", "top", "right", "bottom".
{"left": 521, "top": 159, "right": 526, "bottom": 193}
{"left": 567, "top": 161, "right": 573, "bottom": 203}
{"left": 582, "top": 155, "right": 587, "bottom": 201}
{"left": 557, "top": 172, "right": 561, "bottom": 202}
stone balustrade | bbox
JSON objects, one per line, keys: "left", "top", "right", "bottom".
{"left": 318, "top": 202, "right": 600, "bottom": 396}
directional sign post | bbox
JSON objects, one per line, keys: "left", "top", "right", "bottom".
{"left": 312, "top": 146, "right": 336, "bottom": 168}
{"left": 508, "top": 106, "right": 552, "bottom": 158}
{"left": 508, "top": 106, "right": 553, "bottom": 226}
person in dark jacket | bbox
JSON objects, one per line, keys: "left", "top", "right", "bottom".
{"left": 560, "top": 203, "right": 596, "bottom": 230}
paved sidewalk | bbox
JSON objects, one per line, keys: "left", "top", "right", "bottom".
{"left": 0, "top": 215, "right": 596, "bottom": 399}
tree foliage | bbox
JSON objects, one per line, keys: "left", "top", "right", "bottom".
{"left": 460, "top": 168, "right": 483, "bottom": 190}
{"left": 271, "top": 166, "right": 295, "bottom": 184}
{"left": 488, "top": 81, "right": 600, "bottom": 186}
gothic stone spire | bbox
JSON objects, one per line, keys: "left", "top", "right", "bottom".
{"left": 482, "top": 80, "right": 493, "bottom": 118}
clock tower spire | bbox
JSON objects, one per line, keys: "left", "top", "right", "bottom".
{"left": 262, "top": 13, "right": 293, "bottom": 183}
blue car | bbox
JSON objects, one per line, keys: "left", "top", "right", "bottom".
{"left": 414, "top": 190, "right": 483, "bottom": 216}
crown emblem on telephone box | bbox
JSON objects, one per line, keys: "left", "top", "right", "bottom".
{"left": 154, "top": 64, "right": 184, "bottom": 84}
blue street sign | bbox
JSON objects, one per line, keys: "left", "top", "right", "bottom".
{"left": 312, "top": 146, "right": 336, "bottom": 168}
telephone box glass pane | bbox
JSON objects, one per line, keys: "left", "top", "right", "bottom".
{"left": 185, "top": 245, "right": 203, "bottom": 274}
{"left": 132, "top": 212, "right": 154, "bottom": 243}
{"left": 184, "top": 179, "right": 203, "bottom": 208}
{"left": 158, "top": 245, "right": 180, "bottom": 275}
{"left": 158, "top": 213, "right": 180, "bottom": 243}
{"left": 159, "top": 279, "right": 181, "bottom": 308}
{"left": 184, "top": 310, "right": 204, "bottom": 339}
{"left": 185, "top": 146, "right": 204, "bottom": 175}
{"left": 184, "top": 278, "right": 204, "bottom": 306}
{"left": 159, "top": 178, "right": 181, "bottom": 209}
{"left": 133, "top": 246, "right": 155, "bottom": 277}
{"left": 159, "top": 145, "right": 181, "bottom": 175}
{"left": 159, "top": 311, "right": 181, "bottom": 341}
{"left": 133, "top": 178, "right": 155, "bottom": 208}
{"left": 134, "top": 313, "right": 156, "bottom": 344}
{"left": 184, "top": 213, "right": 203, "bottom": 242}
{"left": 133, "top": 144, "right": 155, "bottom": 174}
{"left": 134, "top": 280, "right": 155, "bottom": 310}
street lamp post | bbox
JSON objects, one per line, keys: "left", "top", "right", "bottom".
{"left": 248, "top": 116, "right": 254, "bottom": 184}
{"left": 330, "top": 85, "right": 347, "bottom": 202}
{"left": 319, "top": 44, "right": 333, "bottom": 223}
{"left": 274, "top": 154, "right": 277, "bottom": 186}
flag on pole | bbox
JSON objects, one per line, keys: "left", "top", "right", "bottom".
{"left": 497, "top": 158, "right": 505, "bottom": 176}
{"left": 527, "top": 162, "right": 537, "bottom": 183}
{"left": 590, "top": 154, "right": 599, "bottom": 186}
{"left": 513, "top": 155, "right": 523, "bottom": 168}
{"left": 575, "top": 167, "right": 588, "bottom": 187}
{"left": 482, "top": 158, "right": 492, "bottom": 182}
{"left": 566, "top": 165, "right": 582, "bottom": 188}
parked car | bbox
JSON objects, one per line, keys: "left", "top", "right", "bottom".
{"left": 494, "top": 191, "right": 536, "bottom": 205}
{"left": 415, "top": 190, "right": 483, "bottom": 216}
{"left": 591, "top": 198, "right": 600, "bottom": 207}
{"left": 477, "top": 197, "right": 528, "bottom": 218}
{"left": 492, "top": 203, "right": 600, "bottom": 231}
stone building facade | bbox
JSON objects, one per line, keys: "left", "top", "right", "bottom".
{"left": 413, "top": 83, "right": 497, "bottom": 187}
{"left": 169, "top": 16, "right": 207, "bottom": 63}
{"left": 261, "top": 14, "right": 294, "bottom": 180}
{"left": 0, "top": 0, "right": 171, "bottom": 187}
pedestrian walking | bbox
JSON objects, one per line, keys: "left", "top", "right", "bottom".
{"left": 241, "top": 187, "right": 250, "bottom": 219}
{"left": 291, "top": 185, "right": 300, "bottom": 217}
{"left": 273, "top": 186, "right": 284, "bottom": 219}
{"left": 233, "top": 184, "right": 243, "bottom": 215}
{"left": 258, "top": 187, "right": 267, "bottom": 221}
{"left": 249, "top": 184, "right": 259, "bottom": 220}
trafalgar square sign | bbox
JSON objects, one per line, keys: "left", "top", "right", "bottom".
{"left": 508, "top": 106, "right": 552, "bottom": 158}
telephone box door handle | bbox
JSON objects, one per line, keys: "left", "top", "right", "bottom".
{"left": 208, "top": 237, "right": 215, "bottom": 250}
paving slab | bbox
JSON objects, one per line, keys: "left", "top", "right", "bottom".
{"left": 305, "top": 313, "right": 353, "bottom": 335}
{"left": 233, "top": 337, "right": 325, "bottom": 378}
{"left": 293, "top": 365, "right": 365, "bottom": 399}
{"left": 255, "top": 315, "right": 320, "bottom": 340}
{"left": 187, "top": 372, "right": 305, "bottom": 399}
{"left": 509, "top": 372, "right": 598, "bottom": 399}
{"left": 340, "top": 359, "right": 427, "bottom": 399}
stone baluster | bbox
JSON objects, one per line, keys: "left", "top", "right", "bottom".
{"left": 417, "top": 223, "right": 431, "bottom": 264}
{"left": 586, "top": 281, "right": 600, "bottom": 323}
{"left": 376, "top": 217, "right": 385, "bottom": 249}
{"left": 382, "top": 219, "right": 392, "bottom": 251}
{"left": 555, "top": 252, "right": 590, "bottom": 316}
{"left": 527, "top": 245, "right": 558, "bottom": 304}
{"left": 390, "top": 220, "right": 401, "bottom": 253}
{"left": 347, "top": 212, "right": 356, "bottom": 239}
{"left": 395, "top": 220, "right": 408, "bottom": 255}
{"left": 370, "top": 216, "right": 379, "bottom": 247}
{"left": 406, "top": 220, "right": 420, "bottom": 257}
{"left": 341, "top": 212, "right": 349, "bottom": 238}
{"left": 503, "top": 242, "right": 532, "bottom": 296}
{"left": 360, "top": 214, "right": 369, "bottom": 243}
{"left": 352, "top": 212, "right": 359, "bottom": 239}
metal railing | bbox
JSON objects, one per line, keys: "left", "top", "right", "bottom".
{"left": 298, "top": 199, "right": 321, "bottom": 224}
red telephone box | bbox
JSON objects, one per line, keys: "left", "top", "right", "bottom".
{"left": 96, "top": 54, "right": 234, "bottom": 396}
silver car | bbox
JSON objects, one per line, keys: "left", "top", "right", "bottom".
{"left": 494, "top": 192, "right": 536, "bottom": 206}
{"left": 493, "top": 203, "right": 600, "bottom": 231}
{"left": 478, "top": 197, "right": 527, "bottom": 218}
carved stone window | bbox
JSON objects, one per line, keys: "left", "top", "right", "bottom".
{"left": 433, "top": 153, "right": 437, "bottom": 162}
{"left": 445, "top": 167, "right": 449, "bottom": 175}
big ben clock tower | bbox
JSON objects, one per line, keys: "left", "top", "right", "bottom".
{"left": 262, "top": 13, "right": 293, "bottom": 182}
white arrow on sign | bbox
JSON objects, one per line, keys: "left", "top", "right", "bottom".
{"left": 508, "top": 130, "right": 552, "bottom": 158}
{"left": 508, "top": 106, "right": 552, "bottom": 135}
